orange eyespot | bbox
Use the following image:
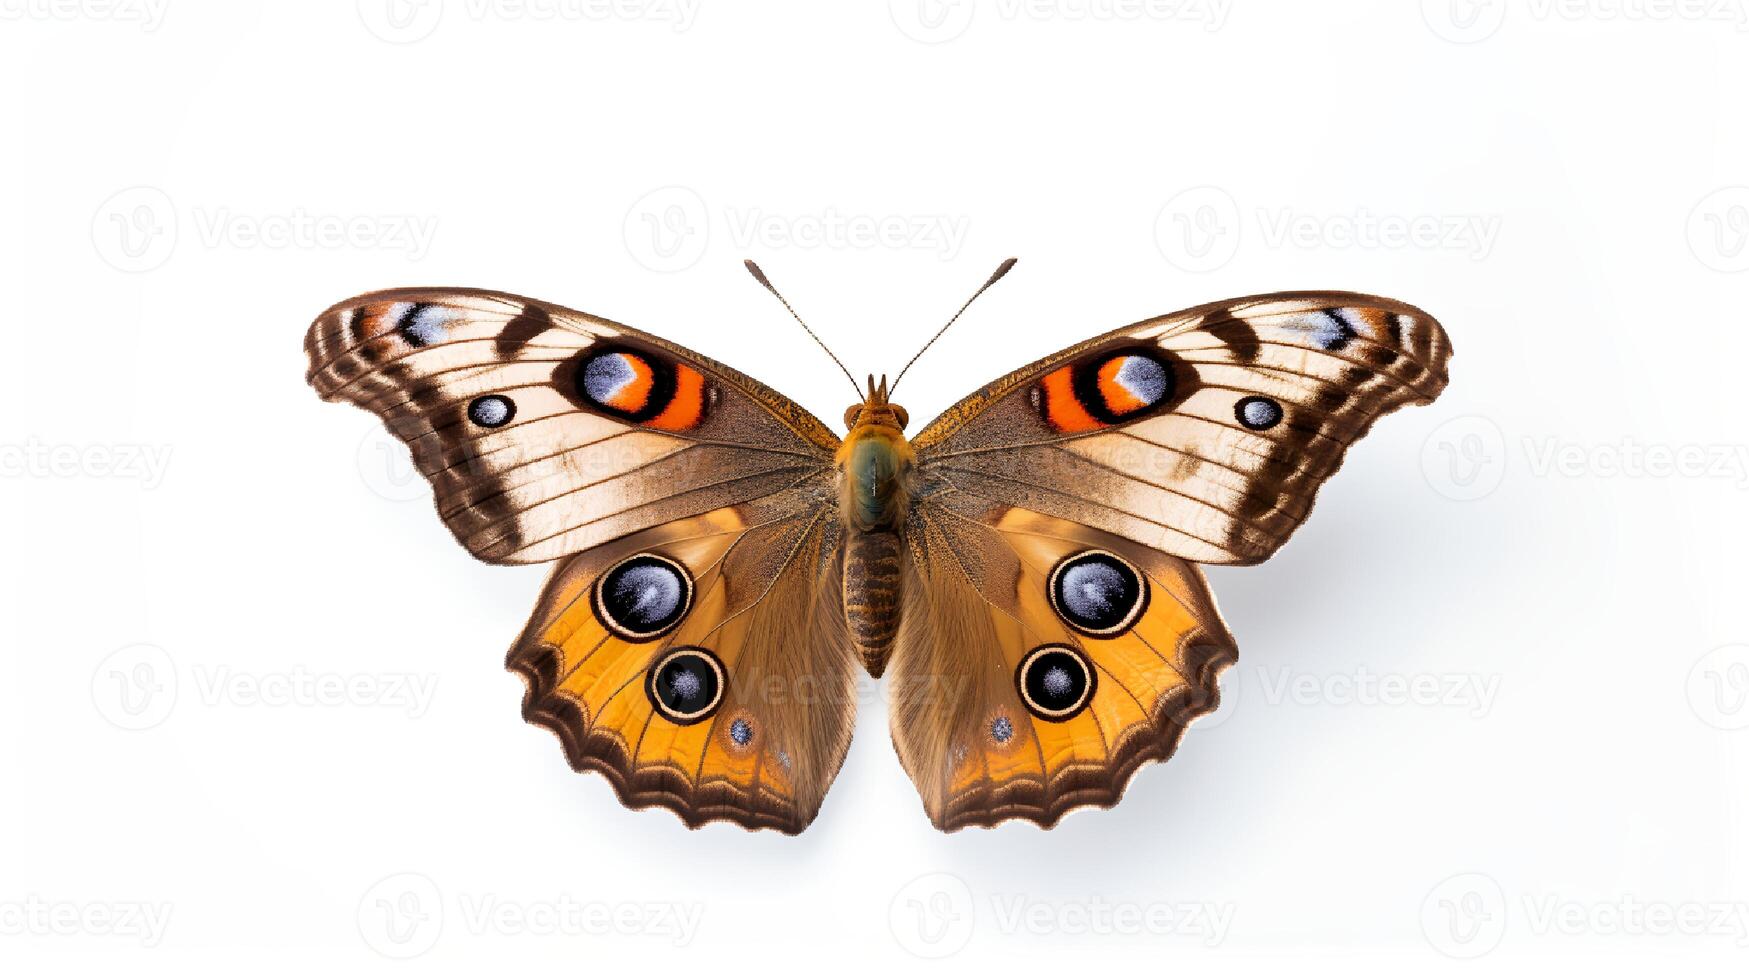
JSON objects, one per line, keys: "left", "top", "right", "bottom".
{"left": 574, "top": 347, "right": 710, "bottom": 431}
{"left": 1036, "top": 350, "right": 1174, "bottom": 433}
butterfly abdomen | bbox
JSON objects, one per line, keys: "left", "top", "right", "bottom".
{"left": 842, "top": 529, "right": 903, "bottom": 676}
{"left": 836, "top": 418, "right": 914, "bottom": 676}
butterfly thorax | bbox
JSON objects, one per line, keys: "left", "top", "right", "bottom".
{"left": 837, "top": 380, "right": 913, "bottom": 675}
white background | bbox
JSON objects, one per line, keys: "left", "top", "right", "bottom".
{"left": 3, "top": 0, "right": 1747, "bottom": 975}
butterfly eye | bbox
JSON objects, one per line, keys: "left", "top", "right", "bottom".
{"left": 1016, "top": 645, "right": 1096, "bottom": 721}
{"left": 645, "top": 647, "right": 725, "bottom": 724}
{"left": 594, "top": 553, "right": 693, "bottom": 642}
{"left": 572, "top": 346, "right": 710, "bottom": 432}
{"left": 1048, "top": 549, "right": 1148, "bottom": 637}
{"left": 891, "top": 405, "right": 909, "bottom": 430}
{"left": 843, "top": 405, "right": 862, "bottom": 429}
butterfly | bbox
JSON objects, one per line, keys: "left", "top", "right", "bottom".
{"left": 304, "top": 260, "right": 1451, "bottom": 834}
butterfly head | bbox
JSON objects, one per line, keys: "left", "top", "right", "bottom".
{"left": 843, "top": 374, "right": 909, "bottom": 433}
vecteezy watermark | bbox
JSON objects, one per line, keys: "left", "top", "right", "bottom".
{"left": 890, "top": 873, "right": 976, "bottom": 958}
{"left": 889, "top": 0, "right": 1231, "bottom": 44}
{"left": 1255, "top": 666, "right": 1501, "bottom": 718}
{"left": 1687, "top": 645, "right": 1749, "bottom": 731}
{"left": 92, "top": 187, "right": 438, "bottom": 272}
{"left": 91, "top": 644, "right": 179, "bottom": 732}
{"left": 91, "top": 187, "right": 177, "bottom": 273}
{"left": 1423, "top": 0, "right": 1749, "bottom": 43}
{"left": 1687, "top": 187, "right": 1749, "bottom": 273}
{"left": 0, "top": 439, "right": 173, "bottom": 489}
{"left": 1190, "top": 664, "right": 1499, "bottom": 730}
{"left": 0, "top": 897, "right": 173, "bottom": 948}
{"left": 1421, "top": 416, "right": 1509, "bottom": 502}
{"left": 1155, "top": 187, "right": 1502, "bottom": 272}
{"left": 1421, "top": 873, "right": 1509, "bottom": 958}
{"left": 357, "top": 0, "right": 700, "bottom": 43}
{"left": 1522, "top": 437, "right": 1749, "bottom": 486}
{"left": 1422, "top": 872, "right": 1749, "bottom": 957}
{"left": 1420, "top": 416, "right": 1749, "bottom": 501}
{"left": 359, "top": 873, "right": 444, "bottom": 959}
{"left": 887, "top": 872, "right": 1232, "bottom": 957}
{"left": 0, "top": 0, "right": 169, "bottom": 30}
{"left": 191, "top": 666, "right": 438, "bottom": 718}
{"left": 358, "top": 873, "right": 702, "bottom": 957}
{"left": 92, "top": 645, "right": 439, "bottom": 730}
{"left": 622, "top": 186, "right": 973, "bottom": 273}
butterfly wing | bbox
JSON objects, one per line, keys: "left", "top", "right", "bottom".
{"left": 892, "top": 292, "right": 1450, "bottom": 829}
{"left": 509, "top": 490, "right": 854, "bottom": 834}
{"left": 305, "top": 288, "right": 840, "bottom": 563}
{"left": 891, "top": 498, "right": 1235, "bottom": 830}
{"left": 911, "top": 291, "right": 1452, "bottom": 565}
{"left": 306, "top": 289, "right": 855, "bottom": 832}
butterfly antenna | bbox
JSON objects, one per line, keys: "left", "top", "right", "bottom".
{"left": 744, "top": 259, "right": 863, "bottom": 401}
{"left": 889, "top": 258, "right": 1018, "bottom": 395}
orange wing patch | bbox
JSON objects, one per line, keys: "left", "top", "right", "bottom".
{"left": 508, "top": 500, "right": 856, "bottom": 834}
{"left": 647, "top": 363, "right": 707, "bottom": 431}
{"left": 890, "top": 499, "right": 1236, "bottom": 831}
{"left": 1038, "top": 365, "right": 1103, "bottom": 432}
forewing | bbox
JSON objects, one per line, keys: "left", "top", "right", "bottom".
{"left": 305, "top": 288, "right": 840, "bottom": 564}
{"left": 911, "top": 292, "right": 1451, "bottom": 564}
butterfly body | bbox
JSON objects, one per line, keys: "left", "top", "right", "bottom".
{"left": 307, "top": 280, "right": 1451, "bottom": 834}
{"left": 835, "top": 376, "right": 915, "bottom": 674}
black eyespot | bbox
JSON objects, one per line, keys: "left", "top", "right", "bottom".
{"left": 1016, "top": 645, "right": 1096, "bottom": 721}
{"left": 467, "top": 394, "right": 516, "bottom": 428}
{"left": 989, "top": 715, "right": 1015, "bottom": 745}
{"left": 593, "top": 553, "right": 693, "bottom": 642}
{"left": 646, "top": 647, "right": 724, "bottom": 724}
{"left": 1048, "top": 550, "right": 1148, "bottom": 637}
{"left": 729, "top": 717, "right": 754, "bottom": 746}
{"left": 1235, "top": 395, "right": 1282, "bottom": 431}
{"left": 394, "top": 302, "right": 450, "bottom": 347}
{"left": 1311, "top": 309, "right": 1355, "bottom": 352}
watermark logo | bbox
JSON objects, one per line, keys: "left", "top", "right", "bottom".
{"left": 92, "top": 644, "right": 178, "bottom": 731}
{"left": 358, "top": 873, "right": 444, "bottom": 958}
{"left": 0, "top": 897, "right": 172, "bottom": 947}
{"left": 888, "top": 873, "right": 1232, "bottom": 957}
{"left": 889, "top": 872, "right": 975, "bottom": 958}
{"left": 1421, "top": 416, "right": 1508, "bottom": 501}
{"left": 92, "top": 645, "right": 438, "bottom": 729}
{"left": 624, "top": 186, "right": 711, "bottom": 273}
{"left": 1421, "top": 0, "right": 1508, "bottom": 42}
{"left": 1154, "top": 186, "right": 1241, "bottom": 273}
{"left": 92, "top": 187, "right": 438, "bottom": 271}
{"left": 358, "top": 874, "right": 701, "bottom": 956}
{"left": 0, "top": 0, "right": 169, "bottom": 29}
{"left": 1425, "top": 0, "right": 1749, "bottom": 43}
{"left": 0, "top": 439, "right": 173, "bottom": 489}
{"left": 1156, "top": 188, "right": 1501, "bottom": 272}
{"left": 1421, "top": 872, "right": 1508, "bottom": 958}
{"left": 1687, "top": 645, "right": 1749, "bottom": 730}
{"left": 1687, "top": 186, "right": 1749, "bottom": 273}
{"left": 356, "top": 421, "right": 430, "bottom": 503}
{"left": 360, "top": 0, "right": 699, "bottom": 42}
{"left": 358, "top": 0, "right": 444, "bottom": 41}
{"left": 889, "top": 0, "right": 976, "bottom": 42}
{"left": 92, "top": 186, "right": 177, "bottom": 273}
{"left": 892, "top": 0, "right": 1230, "bottom": 42}
{"left": 622, "top": 187, "right": 973, "bottom": 272}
